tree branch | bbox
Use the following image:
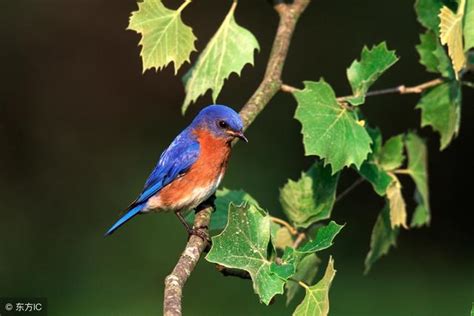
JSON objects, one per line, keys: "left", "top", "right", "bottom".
{"left": 280, "top": 78, "right": 445, "bottom": 100}
{"left": 163, "top": 1, "right": 311, "bottom": 315}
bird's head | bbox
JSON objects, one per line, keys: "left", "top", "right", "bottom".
{"left": 191, "top": 105, "right": 248, "bottom": 143}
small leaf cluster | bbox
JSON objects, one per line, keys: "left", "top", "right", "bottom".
{"left": 127, "top": 0, "right": 259, "bottom": 113}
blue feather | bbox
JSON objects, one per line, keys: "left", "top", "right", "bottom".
{"left": 105, "top": 204, "right": 144, "bottom": 236}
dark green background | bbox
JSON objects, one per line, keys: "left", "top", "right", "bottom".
{"left": 1, "top": 0, "right": 473, "bottom": 315}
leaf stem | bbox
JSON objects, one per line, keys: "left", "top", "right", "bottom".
{"left": 271, "top": 216, "right": 298, "bottom": 235}
{"left": 393, "top": 169, "right": 412, "bottom": 175}
{"left": 177, "top": 0, "right": 192, "bottom": 13}
{"left": 292, "top": 231, "right": 307, "bottom": 248}
{"left": 298, "top": 280, "right": 310, "bottom": 290}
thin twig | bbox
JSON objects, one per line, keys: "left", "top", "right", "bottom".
{"left": 163, "top": 1, "right": 311, "bottom": 314}
{"left": 271, "top": 216, "right": 298, "bottom": 235}
{"left": 280, "top": 78, "right": 445, "bottom": 100}
{"left": 335, "top": 177, "right": 365, "bottom": 204}
{"left": 292, "top": 231, "right": 307, "bottom": 249}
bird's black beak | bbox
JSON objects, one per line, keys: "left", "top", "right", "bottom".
{"left": 228, "top": 130, "right": 248, "bottom": 142}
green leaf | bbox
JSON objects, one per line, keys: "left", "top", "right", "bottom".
{"left": 405, "top": 133, "right": 431, "bottom": 227}
{"left": 206, "top": 203, "right": 285, "bottom": 305}
{"left": 346, "top": 42, "right": 399, "bottom": 105}
{"left": 365, "top": 204, "right": 399, "bottom": 274}
{"left": 279, "top": 161, "right": 340, "bottom": 228}
{"left": 465, "top": 0, "right": 474, "bottom": 51}
{"left": 286, "top": 254, "right": 321, "bottom": 305}
{"left": 297, "top": 221, "right": 344, "bottom": 254}
{"left": 439, "top": 0, "right": 467, "bottom": 77}
{"left": 470, "top": 302, "right": 474, "bottom": 316}
{"left": 270, "top": 247, "right": 300, "bottom": 280}
{"left": 358, "top": 162, "right": 393, "bottom": 196}
{"left": 293, "top": 257, "right": 336, "bottom": 316}
{"left": 294, "top": 80, "right": 372, "bottom": 173}
{"left": 416, "top": 82, "right": 461, "bottom": 150}
{"left": 182, "top": 1, "right": 259, "bottom": 113}
{"left": 357, "top": 130, "right": 404, "bottom": 196}
{"left": 416, "top": 31, "right": 454, "bottom": 78}
{"left": 415, "top": 0, "right": 444, "bottom": 33}
{"left": 379, "top": 135, "right": 405, "bottom": 170}
{"left": 128, "top": 0, "right": 196, "bottom": 74}
{"left": 386, "top": 176, "right": 408, "bottom": 229}
{"left": 185, "top": 188, "right": 258, "bottom": 231}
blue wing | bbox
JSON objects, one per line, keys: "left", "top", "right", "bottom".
{"left": 105, "top": 128, "right": 200, "bottom": 236}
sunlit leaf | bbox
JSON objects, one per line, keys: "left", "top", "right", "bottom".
{"left": 293, "top": 257, "right": 336, "bottom": 316}
{"left": 346, "top": 42, "right": 398, "bottom": 105}
{"left": 294, "top": 80, "right": 372, "bottom": 173}
{"left": 386, "top": 176, "right": 408, "bottom": 229}
{"left": 439, "top": 0, "right": 467, "bottom": 78}
{"left": 273, "top": 226, "right": 294, "bottom": 250}
{"left": 128, "top": 0, "right": 196, "bottom": 74}
{"left": 279, "top": 161, "right": 339, "bottom": 228}
{"left": 416, "top": 82, "right": 461, "bottom": 150}
{"left": 365, "top": 204, "right": 399, "bottom": 273}
{"left": 465, "top": 0, "right": 474, "bottom": 51}
{"left": 206, "top": 203, "right": 286, "bottom": 304}
{"left": 182, "top": 1, "right": 259, "bottom": 113}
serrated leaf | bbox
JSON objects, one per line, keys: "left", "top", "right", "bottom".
{"left": 297, "top": 221, "right": 344, "bottom": 254}
{"left": 416, "top": 31, "right": 454, "bottom": 78}
{"left": 405, "top": 133, "right": 431, "bottom": 227}
{"left": 415, "top": 0, "right": 445, "bottom": 33}
{"left": 206, "top": 203, "right": 285, "bottom": 304}
{"left": 365, "top": 204, "right": 399, "bottom": 274}
{"left": 182, "top": 1, "right": 259, "bottom": 113}
{"left": 386, "top": 176, "right": 408, "bottom": 229}
{"left": 128, "top": 0, "right": 196, "bottom": 74}
{"left": 294, "top": 80, "right": 372, "bottom": 173}
{"left": 286, "top": 254, "right": 321, "bottom": 305}
{"left": 379, "top": 135, "right": 405, "bottom": 170}
{"left": 185, "top": 188, "right": 258, "bottom": 231}
{"left": 346, "top": 42, "right": 399, "bottom": 105}
{"left": 293, "top": 257, "right": 336, "bottom": 316}
{"left": 439, "top": 0, "right": 467, "bottom": 78}
{"left": 465, "top": 0, "right": 474, "bottom": 51}
{"left": 279, "top": 161, "right": 340, "bottom": 228}
{"left": 416, "top": 82, "right": 461, "bottom": 150}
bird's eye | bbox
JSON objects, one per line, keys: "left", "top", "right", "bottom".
{"left": 218, "top": 120, "right": 229, "bottom": 129}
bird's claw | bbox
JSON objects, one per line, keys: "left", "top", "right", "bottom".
{"left": 187, "top": 227, "right": 212, "bottom": 246}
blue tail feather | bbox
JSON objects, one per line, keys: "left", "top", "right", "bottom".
{"left": 105, "top": 204, "right": 144, "bottom": 236}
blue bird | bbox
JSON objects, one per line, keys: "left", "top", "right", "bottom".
{"left": 105, "top": 105, "right": 247, "bottom": 236}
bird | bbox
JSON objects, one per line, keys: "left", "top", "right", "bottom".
{"left": 105, "top": 104, "right": 247, "bottom": 237}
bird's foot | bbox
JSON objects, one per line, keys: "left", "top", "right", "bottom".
{"left": 187, "top": 226, "right": 212, "bottom": 248}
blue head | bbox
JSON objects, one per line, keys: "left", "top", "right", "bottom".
{"left": 191, "top": 105, "right": 247, "bottom": 142}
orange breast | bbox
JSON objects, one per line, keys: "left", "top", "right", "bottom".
{"left": 150, "top": 129, "right": 231, "bottom": 211}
